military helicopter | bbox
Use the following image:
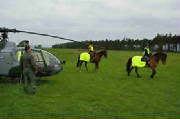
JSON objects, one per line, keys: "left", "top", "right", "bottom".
{"left": 0, "top": 27, "right": 72, "bottom": 78}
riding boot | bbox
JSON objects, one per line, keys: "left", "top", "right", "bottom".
{"left": 90, "top": 56, "right": 93, "bottom": 62}
{"left": 145, "top": 61, "right": 150, "bottom": 67}
{"left": 90, "top": 54, "right": 94, "bottom": 62}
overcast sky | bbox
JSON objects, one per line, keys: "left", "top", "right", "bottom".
{"left": 0, "top": 0, "right": 179, "bottom": 47}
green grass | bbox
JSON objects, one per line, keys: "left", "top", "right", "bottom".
{"left": 0, "top": 49, "right": 179, "bottom": 119}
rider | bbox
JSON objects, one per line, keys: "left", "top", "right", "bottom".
{"left": 88, "top": 42, "right": 94, "bottom": 61}
{"left": 142, "top": 43, "right": 151, "bottom": 67}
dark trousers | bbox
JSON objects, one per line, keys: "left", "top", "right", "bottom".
{"left": 89, "top": 51, "right": 94, "bottom": 61}
{"left": 141, "top": 55, "right": 150, "bottom": 62}
{"left": 141, "top": 55, "right": 150, "bottom": 66}
{"left": 23, "top": 68, "right": 36, "bottom": 94}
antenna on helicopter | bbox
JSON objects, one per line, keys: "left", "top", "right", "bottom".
{"left": 0, "top": 28, "right": 10, "bottom": 49}
{"left": 0, "top": 28, "right": 9, "bottom": 42}
{"left": 0, "top": 27, "right": 17, "bottom": 42}
{"left": 1, "top": 32, "right": 8, "bottom": 40}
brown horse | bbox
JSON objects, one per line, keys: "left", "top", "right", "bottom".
{"left": 126, "top": 52, "right": 167, "bottom": 78}
{"left": 76, "top": 50, "right": 107, "bottom": 72}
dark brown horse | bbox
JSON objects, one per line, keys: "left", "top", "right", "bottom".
{"left": 77, "top": 50, "right": 107, "bottom": 72}
{"left": 126, "top": 52, "right": 167, "bottom": 78}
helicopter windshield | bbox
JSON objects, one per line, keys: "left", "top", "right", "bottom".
{"left": 31, "top": 51, "right": 45, "bottom": 67}
{"left": 42, "top": 50, "right": 60, "bottom": 66}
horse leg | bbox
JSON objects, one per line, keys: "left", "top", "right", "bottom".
{"left": 150, "top": 68, "right": 156, "bottom": 78}
{"left": 79, "top": 61, "right": 83, "bottom": 72}
{"left": 127, "top": 57, "right": 133, "bottom": 76}
{"left": 76, "top": 55, "right": 80, "bottom": 67}
{"left": 128, "top": 67, "right": 134, "bottom": 76}
{"left": 135, "top": 67, "right": 141, "bottom": 78}
{"left": 85, "top": 62, "right": 88, "bottom": 72}
{"left": 95, "top": 62, "right": 99, "bottom": 71}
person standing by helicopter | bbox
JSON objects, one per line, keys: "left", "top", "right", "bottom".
{"left": 20, "top": 46, "right": 38, "bottom": 94}
{"left": 16, "top": 41, "right": 30, "bottom": 62}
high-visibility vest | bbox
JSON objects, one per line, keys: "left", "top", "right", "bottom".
{"left": 17, "top": 51, "right": 22, "bottom": 62}
{"left": 88, "top": 45, "right": 94, "bottom": 52}
{"left": 143, "top": 47, "right": 150, "bottom": 55}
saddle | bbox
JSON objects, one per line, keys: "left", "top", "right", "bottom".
{"left": 141, "top": 56, "right": 149, "bottom": 61}
{"left": 141, "top": 55, "right": 150, "bottom": 67}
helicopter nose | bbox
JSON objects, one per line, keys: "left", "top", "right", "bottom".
{"left": 44, "top": 63, "right": 62, "bottom": 76}
{"left": 53, "top": 63, "right": 63, "bottom": 73}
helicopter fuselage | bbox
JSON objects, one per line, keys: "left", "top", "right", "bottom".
{"left": 0, "top": 41, "right": 63, "bottom": 78}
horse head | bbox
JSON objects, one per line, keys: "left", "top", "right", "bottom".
{"left": 160, "top": 53, "right": 167, "bottom": 64}
{"left": 102, "top": 50, "right": 107, "bottom": 58}
{"left": 153, "top": 52, "right": 167, "bottom": 64}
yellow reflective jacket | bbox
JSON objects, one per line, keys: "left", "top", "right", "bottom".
{"left": 17, "top": 51, "right": 22, "bottom": 62}
{"left": 88, "top": 45, "right": 94, "bottom": 52}
{"left": 143, "top": 47, "right": 150, "bottom": 56}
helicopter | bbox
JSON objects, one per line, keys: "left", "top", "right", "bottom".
{"left": 0, "top": 27, "right": 71, "bottom": 78}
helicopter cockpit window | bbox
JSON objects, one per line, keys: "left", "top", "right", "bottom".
{"left": 31, "top": 51, "right": 45, "bottom": 67}
{"left": 42, "top": 50, "right": 60, "bottom": 66}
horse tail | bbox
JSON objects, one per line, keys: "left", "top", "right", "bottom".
{"left": 126, "top": 57, "right": 132, "bottom": 73}
{"left": 76, "top": 55, "right": 80, "bottom": 67}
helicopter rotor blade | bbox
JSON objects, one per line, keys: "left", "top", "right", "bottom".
{"left": 0, "top": 27, "right": 77, "bottom": 42}
{"left": 17, "top": 30, "right": 78, "bottom": 42}
{"left": 0, "top": 27, "right": 106, "bottom": 49}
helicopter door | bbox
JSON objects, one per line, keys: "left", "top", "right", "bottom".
{"left": 0, "top": 52, "right": 14, "bottom": 75}
{"left": 31, "top": 51, "right": 45, "bottom": 68}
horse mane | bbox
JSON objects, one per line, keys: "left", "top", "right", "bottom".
{"left": 96, "top": 50, "right": 107, "bottom": 58}
{"left": 97, "top": 50, "right": 106, "bottom": 54}
{"left": 153, "top": 52, "right": 167, "bottom": 57}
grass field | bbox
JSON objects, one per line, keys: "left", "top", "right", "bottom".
{"left": 0, "top": 49, "right": 180, "bottom": 119}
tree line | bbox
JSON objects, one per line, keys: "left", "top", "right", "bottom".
{"left": 52, "top": 34, "right": 180, "bottom": 52}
